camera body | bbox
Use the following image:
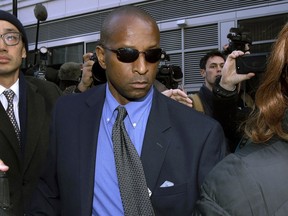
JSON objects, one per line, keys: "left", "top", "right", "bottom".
{"left": 89, "top": 52, "right": 107, "bottom": 84}
{"left": 89, "top": 52, "right": 97, "bottom": 62}
{"left": 226, "top": 27, "right": 252, "bottom": 54}
{"left": 156, "top": 54, "right": 183, "bottom": 89}
{"left": 225, "top": 27, "right": 268, "bottom": 74}
{"left": 156, "top": 64, "right": 183, "bottom": 89}
{"left": 236, "top": 53, "right": 269, "bottom": 74}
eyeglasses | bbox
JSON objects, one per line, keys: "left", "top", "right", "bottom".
{"left": 0, "top": 32, "right": 22, "bottom": 46}
{"left": 103, "top": 46, "right": 166, "bottom": 63}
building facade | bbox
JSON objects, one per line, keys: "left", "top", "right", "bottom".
{"left": 1, "top": 0, "right": 288, "bottom": 92}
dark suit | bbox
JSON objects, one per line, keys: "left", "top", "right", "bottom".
{"left": 193, "top": 137, "right": 288, "bottom": 216}
{"left": 29, "top": 84, "right": 226, "bottom": 216}
{"left": 0, "top": 73, "right": 62, "bottom": 216}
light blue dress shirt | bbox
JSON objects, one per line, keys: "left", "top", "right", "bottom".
{"left": 92, "top": 84, "right": 153, "bottom": 216}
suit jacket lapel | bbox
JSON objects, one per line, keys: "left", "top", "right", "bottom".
{"left": 0, "top": 73, "right": 27, "bottom": 163}
{"left": 141, "top": 90, "right": 172, "bottom": 193}
{"left": 0, "top": 104, "right": 21, "bottom": 159}
{"left": 77, "top": 86, "right": 171, "bottom": 212}
{"left": 79, "top": 85, "right": 106, "bottom": 215}
{"left": 23, "top": 81, "right": 46, "bottom": 173}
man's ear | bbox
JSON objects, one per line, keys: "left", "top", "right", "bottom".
{"left": 200, "top": 69, "right": 206, "bottom": 78}
{"left": 96, "top": 46, "right": 106, "bottom": 69}
{"left": 22, "top": 46, "right": 27, "bottom": 59}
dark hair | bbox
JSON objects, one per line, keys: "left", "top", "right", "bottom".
{"left": 199, "top": 50, "right": 226, "bottom": 69}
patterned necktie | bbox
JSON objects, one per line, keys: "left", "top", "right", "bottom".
{"left": 112, "top": 106, "right": 154, "bottom": 215}
{"left": 3, "top": 90, "right": 20, "bottom": 143}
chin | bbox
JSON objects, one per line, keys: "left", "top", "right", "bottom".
{"left": 127, "top": 91, "right": 148, "bottom": 101}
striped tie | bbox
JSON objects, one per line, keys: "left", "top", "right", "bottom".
{"left": 3, "top": 90, "right": 20, "bottom": 143}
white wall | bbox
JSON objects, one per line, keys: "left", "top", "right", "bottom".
{"left": 0, "top": 0, "right": 148, "bottom": 26}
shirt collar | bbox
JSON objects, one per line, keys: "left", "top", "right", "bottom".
{"left": 0, "top": 79, "right": 20, "bottom": 100}
{"left": 105, "top": 84, "right": 154, "bottom": 127}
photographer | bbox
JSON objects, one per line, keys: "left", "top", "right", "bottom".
{"left": 223, "top": 27, "right": 252, "bottom": 56}
{"left": 188, "top": 50, "right": 226, "bottom": 115}
{"left": 213, "top": 28, "right": 256, "bottom": 152}
{"left": 73, "top": 52, "right": 95, "bottom": 93}
{"left": 193, "top": 21, "right": 288, "bottom": 216}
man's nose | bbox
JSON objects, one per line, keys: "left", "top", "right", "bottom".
{"left": 0, "top": 36, "right": 8, "bottom": 50}
{"left": 217, "top": 65, "right": 222, "bottom": 71}
{"left": 133, "top": 53, "right": 148, "bottom": 75}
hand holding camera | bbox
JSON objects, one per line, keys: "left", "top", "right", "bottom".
{"left": 236, "top": 53, "right": 268, "bottom": 74}
{"left": 225, "top": 27, "right": 268, "bottom": 74}
{"left": 220, "top": 50, "right": 255, "bottom": 91}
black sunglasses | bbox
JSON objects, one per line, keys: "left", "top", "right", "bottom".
{"left": 103, "top": 46, "right": 166, "bottom": 63}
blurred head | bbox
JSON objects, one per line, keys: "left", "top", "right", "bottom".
{"left": 96, "top": 6, "right": 163, "bottom": 105}
{"left": 199, "top": 50, "right": 226, "bottom": 91}
{"left": 0, "top": 10, "right": 28, "bottom": 83}
{"left": 58, "top": 62, "right": 81, "bottom": 82}
{"left": 244, "top": 22, "right": 288, "bottom": 142}
{"left": 58, "top": 62, "right": 81, "bottom": 90}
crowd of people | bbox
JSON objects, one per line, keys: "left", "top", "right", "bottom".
{"left": 193, "top": 22, "right": 288, "bottom": 215}
{"left": 0, "top": 5, "right": 287, "bottom": 216}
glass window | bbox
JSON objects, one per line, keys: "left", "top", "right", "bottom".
{"left": 238, "top": 13, "right": 288, "bottom": 53}
{"left": 86, "top": 42, "right": 99, "bottom": 53}
{"left": 51, "top": 43, "right": 84, "bottom": 65}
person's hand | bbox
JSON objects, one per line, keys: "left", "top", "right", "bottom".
{"left": 162, "top": 89, "right": 193, "bottom": 108}
{"left": 222, "top": 44, "right": 229, "bottom": 52}
{"left": 220, "top": 50, "right": 255, "bottom": 91}
{"left": 77, "top": 53, "right": 94, "bottom": 92}
{"left": 0, "top": 160, "right": 9, "bottom": 172}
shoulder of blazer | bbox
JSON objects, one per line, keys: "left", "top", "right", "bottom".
{"left": 188, "top": 93, "right": 204, "bottom": 113}
{"left": 24, "top": 76, "right": 62, "bottom": 118}
{"left": 25, "top": 75, "right": 62, "bottom": 96}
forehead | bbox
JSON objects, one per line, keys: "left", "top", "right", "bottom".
{"left": 107, "top": 15, "right": 160, "bottom": 47}
{"left": 207, "top": 56, "right": 225, "bottom": 64}
{"left": 0, "top": 20, "right": 18, "bottom": 33}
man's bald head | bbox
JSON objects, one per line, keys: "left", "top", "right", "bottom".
{"left": 100, "top": 6, "right": 159, "bottom": 45}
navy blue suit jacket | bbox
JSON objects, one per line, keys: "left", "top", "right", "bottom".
{"left": 29, "top": 84, "right": 226, "bottom": 216}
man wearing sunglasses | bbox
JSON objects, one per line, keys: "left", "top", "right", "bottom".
{"left": 29, "top": 5, "right": 226, "bottom": 216}
{"left": 74, "top": 52, "right": 193, "bottom": 107}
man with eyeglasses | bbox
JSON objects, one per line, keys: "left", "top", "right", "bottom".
{"left": 29, "top": 5, "right": 226, "bottom": 216}
{"left": 0, "top": 10, "right": 62, "bottom": 216}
